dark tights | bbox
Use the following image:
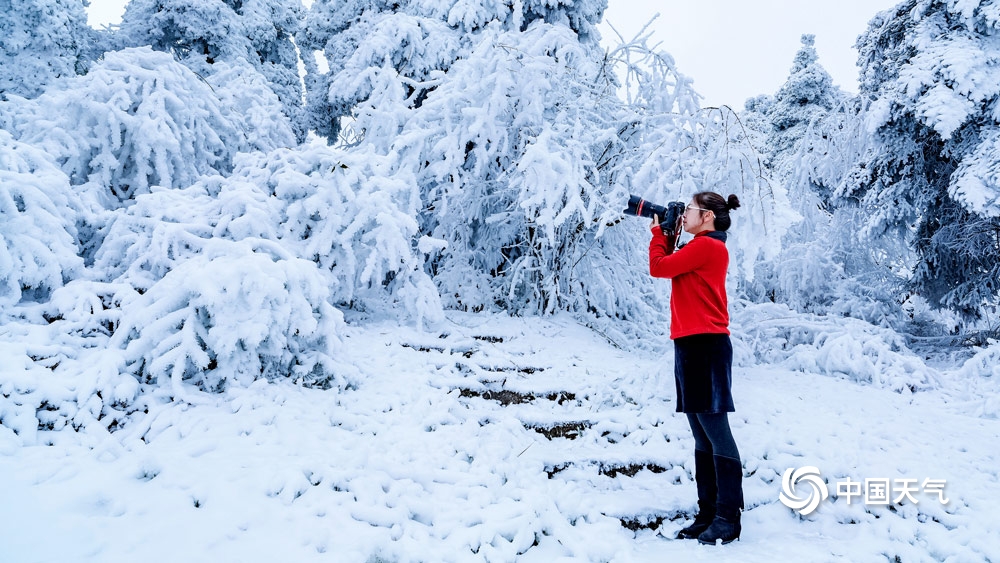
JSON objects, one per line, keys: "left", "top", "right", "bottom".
{"left": 686, "top": 413, "right": 740, "bottom": 460}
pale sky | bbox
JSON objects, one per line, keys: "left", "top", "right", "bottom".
{"left": 86, "top": 0, "right": 902, "bottom": 109}
{"left": 598, "top": 0, "right": 901, "bottom": 108}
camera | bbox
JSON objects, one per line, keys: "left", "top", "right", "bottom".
{"left": 623, "top": 195, "right": 685, "bottom": 234}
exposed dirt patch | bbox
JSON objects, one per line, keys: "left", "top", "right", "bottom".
{"left": 458, "top": 388, "right": 577, "bottom": 406}
{"left": 525, "top": 421, "right": 591, "bottom": 440}
{"left": 600, "top": 462, "right": 669, "bottom": 478}
{"left": 472, "top": 335, "right": 505, "bottom": 343}
{"left": 545, "top": 461, "right": 670, "bottom": 479}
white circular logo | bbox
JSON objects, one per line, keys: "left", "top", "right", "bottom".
{"left": 779, "top": 466, "right": 829, "bottom": 515}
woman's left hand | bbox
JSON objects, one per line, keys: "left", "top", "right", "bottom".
{"left": 650, "top": 214, "right": 660, "bottom": 230}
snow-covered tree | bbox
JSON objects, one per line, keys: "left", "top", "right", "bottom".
{"left": 741, "top": 94, "right": 775, "bottom": 147}
{"left": 0, "top": 0, "right": 95, "bottom": 99}
{"left": 114, "top": 0, "right": 306, "bottom": 140}
{"left": 298, "top": 1, "right": 460, "bottom": 141}
{"left": 381, "top": 22, "right": 621, "bottom": 315}
{"left": 223, "top": 144, "right": 443, "bottom": 327}
{"left": 767, "top": 35, "right": 842, "bottom": 169}
{"left": 10, "top": 47, "right": 250, "bottom": 209}
{"left": 0, "top": 130, "right": 83, "bottom": 308}
{"left": 738, "top": 35, "right": 874, "bottom": 317}
{"left": 200, "top": 58, "right": 297, "bottom": 153}
{"left": 742, "top": 34, "right": 845, "bottom": 201}
{"left": 845, "top": 0, "right": 1000, "bottom": 322}
{"left": 297, "top": 0, "right": 606, "bottom": 142}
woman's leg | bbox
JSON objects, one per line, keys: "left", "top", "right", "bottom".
{"left": 694, "top": 413, "right": 743, "bottom": 544}
{"left": 693, "top": 413, "right": 739, "bottom": 460}
{"left": 686, "top": 413, "right": 713, "bottom": 453}
{"left": 676, "top": 414, "right": 718, "bottom": 539}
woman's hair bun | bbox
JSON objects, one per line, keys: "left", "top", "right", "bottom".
{"left": 726, "top": 194, "right": 741, "bottom": 211}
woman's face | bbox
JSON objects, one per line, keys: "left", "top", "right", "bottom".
{"left": 682, "top": 199, "right": 715, "bottom": 234}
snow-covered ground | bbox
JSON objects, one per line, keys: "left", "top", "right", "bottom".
{"left": 2, "top": 312, "right": 999, "bottom": 562}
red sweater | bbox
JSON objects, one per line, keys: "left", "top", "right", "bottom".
{"left": 649, "top": 226, "right": 730, "bottom": 339}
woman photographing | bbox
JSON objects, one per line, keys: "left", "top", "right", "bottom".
{"left": 649, "top": 191, "right": 744, "bottom": 545}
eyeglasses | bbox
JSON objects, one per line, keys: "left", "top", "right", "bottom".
{"left": 685, "top": 205, "right": 712, "bottom": 214}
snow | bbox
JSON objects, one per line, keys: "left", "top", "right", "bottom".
{"left": 3, "top": 312, "right": 999, "bottom": 562}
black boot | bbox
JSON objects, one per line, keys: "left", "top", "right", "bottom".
{"left": 697, "top": 505, "right": 741, "bottom": 545}
{"left": 675, "top": 449, "right": 716, "bottom": 539}
{"left": 698, "top": 455, "right": 743, "bottom": 545}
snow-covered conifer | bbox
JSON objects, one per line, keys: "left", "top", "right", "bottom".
{"left": 845, "top": 0, "right": 1000, "bottom": 321}
{"left": 298, "top": 2, "right": 463, "bottom": 141}
{"left": 739, "top": 35, "right": 872, "bottom": 317}
{"left": 0, "top": 0, "right": 95, "bottom": 99}
{"left": 767, "top": 35, "right": 842, "bottom": 177}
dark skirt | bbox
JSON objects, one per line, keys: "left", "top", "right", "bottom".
{"left": 673, "top": 333, "right": 734, "bottom": 413}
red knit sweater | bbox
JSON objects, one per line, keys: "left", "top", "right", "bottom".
{"left": 649, "top": 226, "right": 730, "bottom": 339}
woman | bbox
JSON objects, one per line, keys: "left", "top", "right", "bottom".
{"left": 649, "top": 191, "right": 743, "bottom": 545}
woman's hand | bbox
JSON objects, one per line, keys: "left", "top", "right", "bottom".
{"left": 651, "top": 214, "right": 660, "bottom": 230}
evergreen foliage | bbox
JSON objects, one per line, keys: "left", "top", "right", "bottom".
{"left": 845, "top": 0, "right": 1000, "bottom": 321}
